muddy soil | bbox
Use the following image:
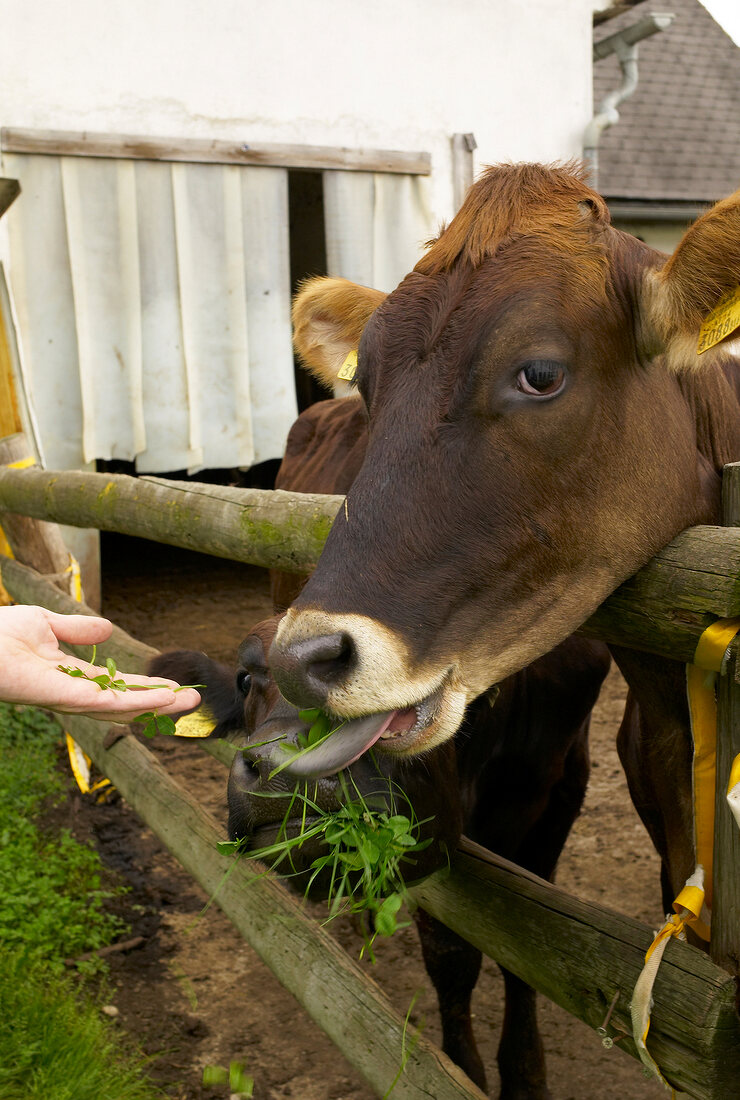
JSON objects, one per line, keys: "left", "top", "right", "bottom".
{"left": 60, "top": 533, "right": 667, "bottom": 1100}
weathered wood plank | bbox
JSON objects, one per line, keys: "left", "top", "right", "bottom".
{"left": 579, "top": 525, "right": 740, "bottom": 662}
{"left": 64, "top": 712, "right": 484, "bottom": 1100}
{"left": 710, "top": 464, "right": 740, "bottom": 972}
{"left": 713, "top": 646, "right": 740, "bottom": 974}
{"left": 410, "top": 839, "right": 740, "bottom": 1100}
{"left": 0, "top": 466, "right": 343, "bottom": 574}
{"left": 0, "top": 128, "right": 432, "bottom": 176}
{"left": 1, "top": 463, "right": 740, "bottom": 660}
{"left": 721, "top": 462, "right": 740, "bottom": 532}
{"left": 0, "top": 434, "right": 80, "bottom": 591}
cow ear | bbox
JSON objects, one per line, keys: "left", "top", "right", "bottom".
{"left": 641, "top": 189, "right": 740, "bottom": 370}
{"left": 292, "top": 277, "right": 386, "bottom": 387}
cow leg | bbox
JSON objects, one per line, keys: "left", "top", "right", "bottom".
{"left": 497, "top": 967, "right": 551, "bottom": 1100}
{"left": 490, "top": 735, "right": 588, "bottom": 1100}
{"left": 611, "top": 648, "right": 696, "bottom": 915}
{"left": 414, "top": 908, "right": 487, "bottom": 1092}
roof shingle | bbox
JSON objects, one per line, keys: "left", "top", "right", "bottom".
{"left": 593, "top": 0, "right": 740, "bottom": 202}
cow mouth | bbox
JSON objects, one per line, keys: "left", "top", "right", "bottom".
{"left": 273, "top": 682, "right": 451, "bottom": 780}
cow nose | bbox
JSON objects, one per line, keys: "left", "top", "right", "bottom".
{"left": 269, "top": 632, "right": 355, "bottom": 708}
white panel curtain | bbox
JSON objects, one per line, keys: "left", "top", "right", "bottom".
{"left": 3, "top": 153, "right": 297, "bottom": 473}
{"left": 322, "top": 171, "right": 434, "bottom": 293}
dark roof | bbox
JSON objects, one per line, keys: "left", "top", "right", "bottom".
{"left": 593, "top": 0, "right": 740, "bottom": 203}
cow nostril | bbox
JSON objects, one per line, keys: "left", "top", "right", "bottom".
{"left": 270, "top": 631, "right": 356, "bottom": 708}
{"left": 299, "top": 631, "right": 355, "bottom": 688}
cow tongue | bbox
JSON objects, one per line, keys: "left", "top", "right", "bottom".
{"left": 273, "top": 710, "right": 399, "bottom": 779}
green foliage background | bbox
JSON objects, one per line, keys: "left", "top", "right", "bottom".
{"left": 0, "top": 702, "right": 162, "bottom": 1099}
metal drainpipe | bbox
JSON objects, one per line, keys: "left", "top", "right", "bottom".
{"left": 584, "top": 12, "right": 675, "bottom": 188}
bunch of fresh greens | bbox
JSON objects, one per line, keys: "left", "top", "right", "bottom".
{"left": 219, "top": 772, "right": 433, "bottom": 955}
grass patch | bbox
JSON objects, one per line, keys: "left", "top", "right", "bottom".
{"left": 0, "top": 702, "right": 125, "bottom": 970}
{"left": 0, "top": 702, "right": 164, "bottom": 1099}
{"left": 0, "top": 950, "right": 162, "bottom": 1100}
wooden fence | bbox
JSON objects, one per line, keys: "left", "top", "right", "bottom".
{"left": 1, "top": 460, "right": 739, "bottom": 1099}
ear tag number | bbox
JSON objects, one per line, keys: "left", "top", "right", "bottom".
{"left": 338, "top": 349, "right": 357, "bottom": 381}
{"left": 697, "top": 287, "right": 740, "bottom": 354}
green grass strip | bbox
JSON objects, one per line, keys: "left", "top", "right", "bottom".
{"left": 0, "top": 702, "right": 164, "bottom": 1099}
{"left": 0, "top": 949, "right": 162, "bottom": 1100}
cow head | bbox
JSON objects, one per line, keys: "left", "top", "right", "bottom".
{"left": 151, "top": 619, "right": 460, "bottom": 891}
{"left": 270, "top": 163, "right": 740, "bottom": 757}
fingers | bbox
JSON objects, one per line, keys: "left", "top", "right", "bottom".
{"left": 156, "top": 687, "right": 202, "bottom": 715}
{"left": 42, "top": 609, "right": 114, "bottom": 646}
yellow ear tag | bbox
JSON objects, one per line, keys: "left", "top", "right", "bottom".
{"left": 337, "top": 349, "right": 357, "bottom": 382}
{"left": 174, "top": 706, "right": 216, "bottom": 738}
{"left": 697, "top": 287, "right": 740, "bottom": 354}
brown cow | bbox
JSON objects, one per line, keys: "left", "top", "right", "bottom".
{"left": 270, "top": 162, "right": 740, "bottom": 920}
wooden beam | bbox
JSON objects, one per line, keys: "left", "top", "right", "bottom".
{"left": 0, "top": 128, "right": 432, "bottom": 176}
{"left": 63, "top": 711, "right": 484, "bottom": 1100}
{"left": 578, "top": 524, "right": 740, "bottom": 663}
{"left": 0, "top": 554, "right": 157, "bottom": 669}
{"left": 0, "top": 465, "right": 343, "bottom": 574}
{"left": 0, "top": 434, "right": 81, "bottom": 594}
{"left": 711, "top": 463, "right": 740, "bottom": 973}
{"left": 1, "top": 463, "right": 739, "bottom": 662}
{"left": 410, "top": 839, "right": 740, "bottom": 1100}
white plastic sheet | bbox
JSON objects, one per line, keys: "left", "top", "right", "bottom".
{"left": 323, "top": 171, "right": 434, "bottom": 293}
{"left": 3, "top": 153, "right": 297, "bottom": 473}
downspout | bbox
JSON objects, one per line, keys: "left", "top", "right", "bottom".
{"left": 584, "top": 12, "right": 675, "bottom": 188}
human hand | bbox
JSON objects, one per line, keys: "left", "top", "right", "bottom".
{"left": 0, "top": 605, "right": 201, "bottom": 721}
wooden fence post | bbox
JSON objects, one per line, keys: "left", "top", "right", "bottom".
{"left": 0, "top": 433, "right": 82, "bottom": 601}
{"left": 710, "top": 462, "right": 740, "bottom": 973}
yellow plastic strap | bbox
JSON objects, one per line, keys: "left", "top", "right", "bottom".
{"left": 65, "top": 554, "right": 83, "bottom": 603}
{"left": 7, "top": 456, "right": 35, "bottom": 469}
{"left": 686, "top": 663, "right": 718, "bottom": 913}
{"left": 174, "top": 706, "right": 216, "bottom": 739}
{"left": 65, "top": 732, "right": 92, "bottom": 793}
{"left": 693, "top": 617, "right": 740, "bottom": 672}
{"left": 684, "top": 616, "right": 740, "bottom": 917}
{"left": 631, "top": 869, "right": 704, "bottom": 1090}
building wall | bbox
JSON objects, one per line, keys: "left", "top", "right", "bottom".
{"left": 0, "top": 0, "right": 600, "bottom": 229}
{"left": 611, "top": 218, "right": 693, "bottom": 255}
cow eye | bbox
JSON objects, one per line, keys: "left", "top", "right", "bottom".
{"left": 236, "top": 670, "right": 252, "bottom": 697}
{"left": 516, "top": 360, "right": 566, "bottom": 397}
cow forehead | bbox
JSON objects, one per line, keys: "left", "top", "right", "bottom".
{"left": 358, "top": 238, "right": 621, "bottom": 402}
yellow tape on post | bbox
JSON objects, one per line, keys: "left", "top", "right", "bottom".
{"left": 686, "top": 616, "right": 740, "bottom": 917}
{"left": 629, "top": 619, "right": 740, "bottom": 1085}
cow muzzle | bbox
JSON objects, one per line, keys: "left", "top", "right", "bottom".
{"left": 269, "top": 608, "right": 469, "bottom": 761}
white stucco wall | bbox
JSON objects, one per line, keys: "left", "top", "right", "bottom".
{"left": 1, "top": 0, "right": 601, "bottom": 228}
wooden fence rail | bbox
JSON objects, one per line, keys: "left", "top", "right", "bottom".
{"left": 4, "top": 556, "right": 740, "bottom": 1098}
{"left": 1, "top": 465, "right": 740, "bottom": 666}
{"left": 0, "top": 465, "right": 343, "bottom": 574}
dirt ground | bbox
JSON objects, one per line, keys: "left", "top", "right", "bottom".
{"left": 58, "top": 533, "right": 670, "bottom": 1100}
